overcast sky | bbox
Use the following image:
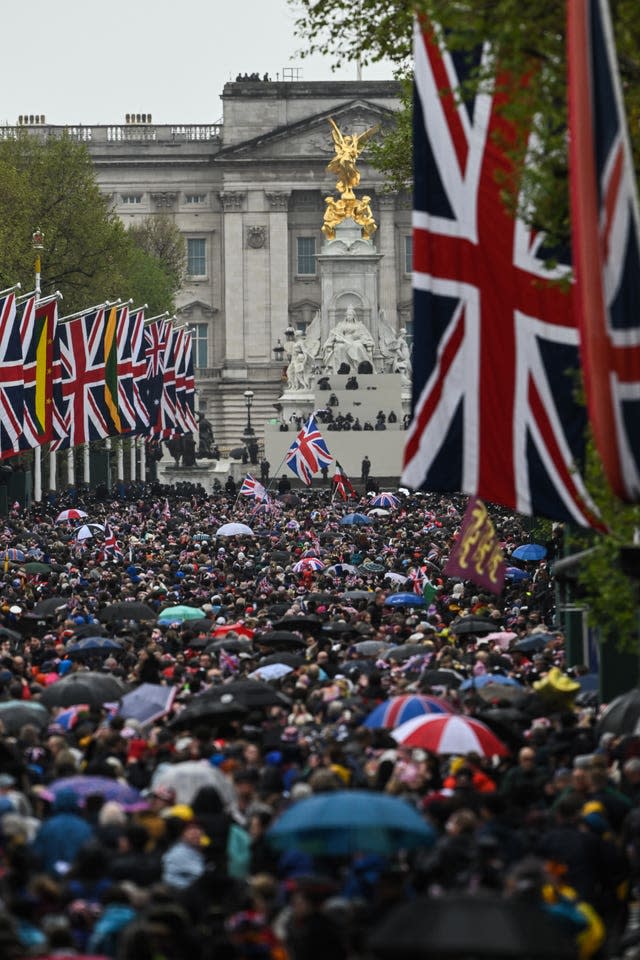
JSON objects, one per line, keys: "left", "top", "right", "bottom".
{"left": 3, "top": 0, "right": 394, "bottom": 127}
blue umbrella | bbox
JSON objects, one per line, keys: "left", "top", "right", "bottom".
{"left": 384, "top": 592, "right": 426, "bottom": 607}
{"left": 340, "top": 513, "right": 372, "bottom": 526}
{"left": 460, "top": 674, "right": 522, "bottom": 691}
{"left": 117, "top": 683, "right": 176, "bottom": 726}
{"left": 64, "top": 637, "right": 123, "bottom": 658}
{"left": 511, "top": 543, "right": 547, "bottom": 561}
{"left": 267, "top": 789, "right": 435, "bottom": 856}
{"left": 504, "top": 566, "right": 531, "bottom": 582}
{"left": 44, "top": 775, "right": 142, "bottom": 809}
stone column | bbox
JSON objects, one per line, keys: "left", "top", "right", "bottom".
{"left": 219, "top": 191, "right": 247, "bottom": 365}
{"left": 266, "top": 191, "right": 290, "bottom": 346}
{"left": 377, "top": 194, "right": 398, "bottom": 329}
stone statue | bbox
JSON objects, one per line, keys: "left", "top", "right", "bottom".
{"left": 197, "top": 414, "right": 215, "bottom": 458}
{"left": 285, "top": 335, "right": 315, "bottom": 391}
{"left": 322, "top": 306, "right": 375, "bottom": 374}
{"left": 379, "top": 312, "right": 412, "bottom": 375}
{"left": 322, "top": 118, "right": 380, "bottom": 241}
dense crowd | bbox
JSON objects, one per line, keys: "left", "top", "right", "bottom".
{"left": 0, "top": 480, "right": 635, "bottom": 960}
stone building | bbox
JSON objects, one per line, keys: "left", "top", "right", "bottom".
{"left": 23, "top": 79, "right": 411, "bottom": 450}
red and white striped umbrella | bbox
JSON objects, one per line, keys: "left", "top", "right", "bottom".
{"left": 55, "top": 509, "right": 88, "bottom": 523}
{"left": 392, "top": 714, "right": 509, "bottom": 757}
{"left": 293, "top": 557, "right": 325, "bottom": 573}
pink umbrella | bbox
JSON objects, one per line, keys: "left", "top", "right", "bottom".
{"left": 484, "top": 630, "right": 517, "bottom": 651}
{"left": 392, "top": 714, "right": 509, "bottom": 757}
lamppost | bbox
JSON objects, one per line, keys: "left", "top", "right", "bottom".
{"left": 243, "top": 390, "right": 254, "bottom": 437}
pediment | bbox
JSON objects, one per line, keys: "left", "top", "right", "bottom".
{"left": 215, "top": 99, "right": 398, "bottom": 163}
{"left": 177, "top": 300, "right": 218, "bottom": 320}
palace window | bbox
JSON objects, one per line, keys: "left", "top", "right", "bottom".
{"left": 296, "top": 236, "right": 317, "bottom": 276}
{"left": 185, "top": 193, "right": 207, "bottom": 204}
{"left": 187, "top": 238, "right": 207, "bottom": 277}
{"left": 404, "top": 235, "right": 413, "bottom": 274}
{"left": 191, "top": 322, "right": 209, "bottom": 368}
{"left": 121, "top": 193, "right": 143, "bottom": 205}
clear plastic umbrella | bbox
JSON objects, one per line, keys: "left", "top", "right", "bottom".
{"left": 151, "top": 760, "right": 237, "bottom": 809}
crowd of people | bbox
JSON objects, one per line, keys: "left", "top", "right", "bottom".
{"left": 0, "top": 479, "right": 635, "bottom": 959}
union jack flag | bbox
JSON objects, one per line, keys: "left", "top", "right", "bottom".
{"left": 239, "top": 474, "right": 269, "bottom": 501}
{"left": 181, "top": 331, "right": 198, "bottom": 434}
{"left": 173, "top": 329, "right": 198, "bottom": 435}
{"left": 285, "top": 415, "right": 333, "bottom": 485}
{"left": 102, "top": 522, "right": 123, "bottom": 559}
{"left": 153, "top": 325, "right": 180, "bottom": 439}
{"left": 567, "top": 0, "right": 640, "bottom": 502}
{"left": 402, "top": 20, "right": 600, "bottom": 529}
{"left": 0, "top": 293, "right": 24, "bottom": 457}
{"left": 141, "top": 318, "right": 169, "bottom": 433}
{"left": 51, "top": 309, "right": 112, "bottom": 450}
{"left": 18, "top": 297, "right": 56, "bottom": 451}
{"left": 118, "top": 307, "right": 149, "bottom": 434}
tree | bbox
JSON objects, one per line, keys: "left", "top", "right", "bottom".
{"left": 128, "top": 215, "right": 186, "bottom": 291}
{"left": 0, "top": 133, "right": 177, "bottom": 315}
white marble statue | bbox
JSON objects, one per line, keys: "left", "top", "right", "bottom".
{"left": 379, "top": 311, "right": 412, "bottom": 375}
{"left": 322, "top": 306, "right": 375, "bottom": 374}
{"left": 285, "top": 335, "right": 315, "bottom": 391}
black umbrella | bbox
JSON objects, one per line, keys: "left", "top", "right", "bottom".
{"left": 267, "top": 602, "right": 291, "bottom": 618}
{"left": 386, "top": 644, "right": 432, "bottom": 662}
{"left": 182, "top": 618, "right": 215, "bottom": 634}
{"left": 322, "top": 622, "right": 357, "bottom": 637}
{"left": 39, "top": 672, "right": 128, "bottom": 708}
{"left": 206, "top": 637, "right": 253, "bottom": 654}
{"left": 98, "top": 602, "right": 156, "bottom": 623}
{"left": 259, "top": 652, "right": 305, "bottom": 668}
{"left": 278, "top": 493, "right": 300, "bottom": 506}
{"left": 514, "top": 634, "right": 555, "bottom": 653}
{"left": 341, "top": 659, "right": 379, "bottom": 677}
{"left": 341, "top": 590, "right": 374, "bottom": 600}
{"left": 64, "top": 637, "right": 124, "bottom": 659}
{"left": 271, "top": 615, "right": 323, "bottom": 634}
{"left": 450, "top": 616, "right": 496, "bottom": 635}
{"left": 0, "top": 700, "right": 50, "bottom": 734}
{"left": 307, "top": 593, "right": 336, "bottom": 604}
{"left": 199, "top": 679, "right": 291, "bottom": 709}
{"left": 597, "top": 687, "right": 640, "bottom": 737}
{"left": 168, "top": 697, "right": 248, "bottom": 730}
{"left": 255, "top": 631, "right": 306, "bottom": 650}
{"left": 369, "top": 893, "right": 577, "bottom": 959}
{"left": 268, "top": 551, "right": 291, "bottom": 563}
{"left": 72, "top": 623, "right": 107, "bottom": 638}
{"left": 0, "top": 625, "right": 22, "bottom": 642}
{"left": 421, "top": 668, "right": 464, "bottom": 688}
{"left": 32, "top": 596, "right": 68, "bottom": 617}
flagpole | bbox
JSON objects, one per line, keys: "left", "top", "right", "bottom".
{"left": 58, "top": 299, "right": 121, "bottom": 323}
{"left": 83, "top": 444, "right": 90, "bottom": 488}
{"left": 67, "top": 448, "right": 75, "bottom": 487}
{"left": 0, "top": 283, "right": 21, "bottom": 297}
{"left": 139, "top": 439, "right": 146, "bottom": 483}
{"left": 130, "top": 437, "right": 137, "bottom": 482}
{"left": 116, "top": 438, "right": 124, "bottom": 483}
{"left": 32, "top": 230, "right": 44, "bottom": 504}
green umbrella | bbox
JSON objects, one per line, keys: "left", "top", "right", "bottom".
{"left": 23, "top": 561, "right": 52, "bottom": 575}
{"left": 158, "top": 605, "right": 206, "bottom": 622}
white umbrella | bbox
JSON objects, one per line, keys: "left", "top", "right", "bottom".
{"left": 216, "top": 522, "right": 254, "bottom": 537}
{"left": 384, "top": 572, "right": 409, "bottom": 585}
{"left": 369, "top": 508, "right": 390, "bottom": 517}
{"left": 151, "top": 760, "right": 238, "bottom": 809}
{"left": 55, "top": 509, "right": 88, "bottom": 523}
{"left": 76, "top": 523, "right": 105, "bottom": 542}
{"left": 249, "top": 664, "right": 293, "bottom": 681}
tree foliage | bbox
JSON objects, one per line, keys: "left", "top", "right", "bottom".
{"left": 0, "top": 133, "right": 177, "bottom": 315}
{"left": 128, "top": 215, "right": 186, "bottom": 291}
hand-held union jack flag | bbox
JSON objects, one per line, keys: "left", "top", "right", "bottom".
{"left": 285, "top": 415, "right": 333, "bottom": 485}
{"left": 403, "top": 19, "right": 600, "bottom": 529}
{"left": 567, "top": 0, "right": 640, "bottom": 502}
{"left": 240, "top": 475, "right": 269, "bottom": 501}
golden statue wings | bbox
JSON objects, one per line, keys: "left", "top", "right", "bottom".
{"left": 327, "top": 117, "right": 380, "bottom": 196}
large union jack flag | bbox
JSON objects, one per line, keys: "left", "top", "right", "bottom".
{"left": 51, "top": 309, "right": 111, "bottom": 450}
{"left": 402, "top": 20, "right": 600, "bottom": 528}
{"left": 140, "top": 318, "right": 169, "bottom": 434}
{"left": 18, "top": 296, "right": 56, "bottom": 451}
{"left": 0, "top": 293, "right": 24, "bottom": 458}
{"left": 568, "top": 0, "right": 640, "bottom": 502}
{"left": 285, "top": 415, "right": 333, "bottom": 485}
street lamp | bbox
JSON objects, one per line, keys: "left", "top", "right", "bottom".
{"left": 273, "top": 339, "right": 285, "bottom": 363}
{"left": 243, "top": 389, "right": 254, "bottom": 437}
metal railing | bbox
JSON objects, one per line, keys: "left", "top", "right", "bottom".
{"left": 0, "top": 123, "right": 222, "bottom": 145}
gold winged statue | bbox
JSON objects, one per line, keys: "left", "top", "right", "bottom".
{"left": 323, "top": 117, "right": 380, "bottom": 240}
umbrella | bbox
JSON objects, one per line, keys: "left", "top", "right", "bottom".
{"left": 597, "top": 687, "right": 640, "bottom": 737}
{"left": 0, "top": 625, "right": 21, "bottom": 642}
{"left": 117, "top": 683, "right": 176, "bottom": 726}
{"left": 168, "top": 697, "right": 248, "bottom": 730}
{"left": 384, "top": 593, "right": 425, "bottom": 607}
{"left": 71, "top": 623, "right": 107, "bottom": 638}
{"left": 43, "top": 775, "right": 141, "bottom": 809}
{"left": 64, "top": 637, "right": 123, "bottom": 659}
{"left": 23, "top": 561, "right": 51, "bottom": 575}
{"left": 511, "top": 543, "right": 547, "bottom": 561}
{"left": 368, "top": 508, "right": 390, "bottom": 517}
{"left": 181, "top": 618, "right": 215, "bottom": 634}
{"left": 55, "top": 509, "right": 88, "bottom": 523}
{"left": 199, "top": 678, "right": 291, "bottom": 709}
{"left": 158, "top": 605, "right": 206, "bottom": 622}
{"left": 340, "top": 513, "right": 372, "bottom": 526}
{"left": 206, "top": 637, "right": 252, "bottom": 654}
{"left": 368, "top": 893, "right": 577, "bottom": 959}
{"left": 513, "top": 634, "right": 555, "bottom": 653}
{"left": 75, "top": 523, "right": 105, "bottom": 542}
{"left": 370, "top": 492, "right": 400, "bottom": 509}
{"left": 151, "top": 760, "right": 237, "bottom": 807}
{"left": 385, "top": 644, "right": 433, "bottom": 662}
{"left": 393, "top": 714, "right": 509, "bottom": 757}
{"left": 254, "top": 631, "right": 306, "bottom": 650}
{"left": 98, "top": 602, "right": 156, "bottom": 623}
{"left": 212, "top": 622, "right": 254, "bottom": 640}
{"left": 326, "top": 562, "right": 359, "bottom": 576}
{"left": 422, "top": 668, "right": 464, "bottom": 688}
{"left": 3, "top": 548, "right": 25, "bottom": 562}
{"left": 259, "top": 652, "right": 305, "bottom": 668}
{"left": 384, "top": 572, "right": 409, "bottom": 586}
{"left": 505, "top": 566, "right": 531, "bottom": 582}
{"left": 322, "top": 622, "right": 357, "bottom": 637}
{"left": 450, "top": 616, "right": 497, "bottom": 635}
{"left": 341, "top": 590, "right": 374, "bottom": 600}
{"left": 39, "top": 672, "right": 128, "bottom": 708}
{"left": 364, "top": 695, "right": 455, "bottom": 729}
{"left": 267, "top": 789, "right": 435, "bottom": 857}
{"left": 360, "top": 561, "right": 386, "bottom": 573}
{"left": 216, "top": 522, "right": 254, "bottom": 537}
{"left": 278, "top": 493, "right": 300, "bottom": 506}
{"left": 460, "top": 674, "right": 522, "bottom": 691}
{"left": 32, "top": 596, "right": 68, "bottom": 618}
{"left": 249, "top": 663, "right": 293, "bottom": 681}
{"left": 577, "top": 673, "right": 600, "bottom": 693}
{"left": 0, "top": 700, "right": 50, "bottom": 734}
{"left": 354, "top": 640, "right": 392, "bottom": 657}
{"left": 271, "top": 615, "right": 322, "bottom": 634}
{"left": 476, "top": 683, "right": 528, "bottom": 704}
{"left": 293, "top": 557, "right": 325, "bottom": 573}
